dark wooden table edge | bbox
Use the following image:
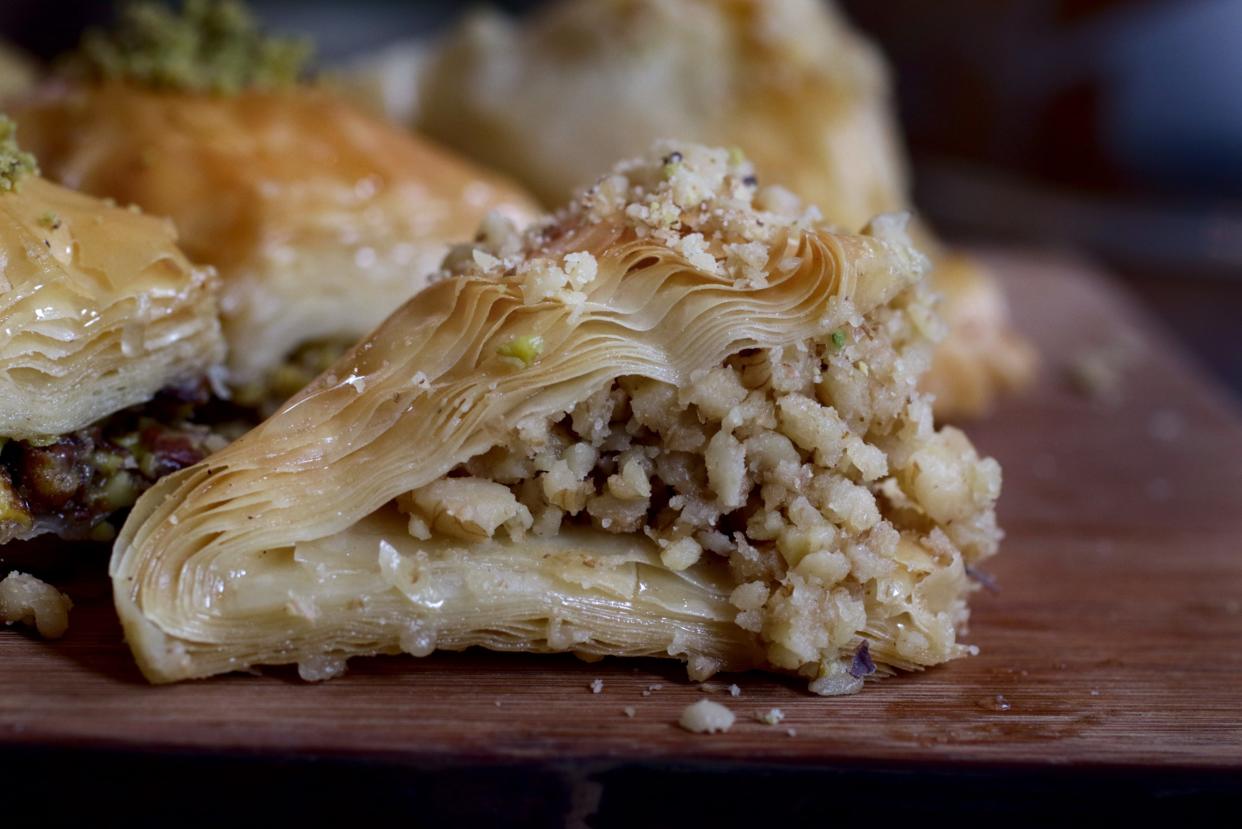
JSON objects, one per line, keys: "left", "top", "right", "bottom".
{"left": 5, "top": 728, "right": 1242, "bottom": 773}
{"left": 2, "top": 740, "right": 1238, "bottom": 824}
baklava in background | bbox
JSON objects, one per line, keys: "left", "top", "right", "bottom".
{"left": 411, "top": 0, "right": 1037, "bottom": 419}
{"left": 13, "top": 0, "right": 538, "bottom": 414}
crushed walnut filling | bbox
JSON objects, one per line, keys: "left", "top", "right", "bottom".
{"left": 400, "top": 286, "right": 999, "bottom": 685}
{"left": 392, "top": 141, "right": 1001, "bottom": 689}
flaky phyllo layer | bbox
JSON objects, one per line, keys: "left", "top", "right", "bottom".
{"left": 112, "top": 143, "right": 1001, "bottom": 691}
{"left": 0, "top": 176, "right": 222, "bottom": 442}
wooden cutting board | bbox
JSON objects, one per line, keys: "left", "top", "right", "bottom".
{"left": 3, "top": 249, "right": 1241, "bottom": 779}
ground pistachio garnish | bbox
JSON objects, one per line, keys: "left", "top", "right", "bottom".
{"left": 0, "top": 115, "right": 37, "bottom": 192}
{"left": 661, "top": 150, "right": 684, "bottom": 179}
{"left": 831, "top": 329, "right": 848, "bottom": 349}
{"left": 497, "top": 335, "right": 544, "bottom": 367}
{"left": 73, "top": 0, "right": 311, "bottom": 95}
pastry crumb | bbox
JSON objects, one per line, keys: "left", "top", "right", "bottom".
{"left": 0, "top": 572, "right": 72, "bottom": 638}
{"left": 589, "top": 678, "right": 604, "bottom": 694}
{"left": 678, "top": 699, "right": 736, "bottom": 734}
{"left": 623, "top": 706, "right": 636, "bottom": 718}
{"left": 1065, "top": 339, "right": 1137, "bottom": 403}
{"left": 756, "top": 708, "right": 785, "bottom": 726}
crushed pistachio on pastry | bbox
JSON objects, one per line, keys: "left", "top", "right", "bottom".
{"left": 0, "top": 115, "right": 37, "bottom": 191}
{"left": 73, "top": 0, "right": 310, "bottom": 94}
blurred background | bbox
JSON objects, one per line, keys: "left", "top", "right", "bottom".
{"left": 3, "top": 0, "right": 1239, "bottom": 394}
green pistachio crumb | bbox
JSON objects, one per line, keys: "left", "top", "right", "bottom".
{"left": 497, "top": 335, "right": 544, "bottom": 367}
{"left": 831, "top": 329, "right": 847, "bottom": 349}
{"left": 661, "top": 150, "right": 684, "bottom": 180}
{"left": 89, "top": 522, "right": 118, "bottom": 543}
{"left": 0, "top": 465, "right": 32, "bottom": 528}
{"left": 0, "top": 116, "right": 38, "bottom": 193}
{"left": 38, "top": 210, "right": 62, "bottom": 230}
{"left": 728, "top": 146, "right": 746, "bottom": 166}
{"left": 73, "top": 0, "right": 312, "bottom": 95}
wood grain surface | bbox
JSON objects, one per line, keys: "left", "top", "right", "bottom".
{"left": 3, "top": 250, "right": 1241, "bottom": 772}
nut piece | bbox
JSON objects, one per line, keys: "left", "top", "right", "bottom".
{"left": 678, "top": 699, "right": 735, "bottom": 734}
{"left": 0, "top": 572, "right": 72, "bottom": 638}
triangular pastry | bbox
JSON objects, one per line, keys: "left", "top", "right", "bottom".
{"left": 113, "top": 143, "right": 1001, "bottom": 692}
{"left": 13, "top": 0, "right": 537, "bottom": 409}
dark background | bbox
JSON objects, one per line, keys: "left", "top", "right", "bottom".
{"left": 3, "top": 0, "right": 1239, "bottom": 399}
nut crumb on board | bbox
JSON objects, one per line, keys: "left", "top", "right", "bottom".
{"left": 590, "top": 678, "right": 604, "bottom": 694}
{"left": 756, "top": 708, "right": 785, "bottom": 725}
{"left": 1065, "top": 338, "right": 1139, "bottom": 403}
{"left": 0, "top": 572, "right": 72, "bottom": 638}
{"left": 623, "top": 706, "right": 636, "bottom": 718}
{"left": 678, "top": 699, "right": 736, "bottom": 734}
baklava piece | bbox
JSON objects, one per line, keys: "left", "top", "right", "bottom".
{"left": 14, "top": 0, "right": 538, "bottom": 414}
{"left": 0, "top": 116, "right": 225, "bottom": 549}
{"left": 112, "top": 143, "right": 1001, "bottom": 693}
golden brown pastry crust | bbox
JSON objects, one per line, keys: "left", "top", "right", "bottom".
{"left": 15, "top": 81, "right": 539, "bottom": 385}
{"left": 0, "top": 175, "right": 222, "bottom": 441}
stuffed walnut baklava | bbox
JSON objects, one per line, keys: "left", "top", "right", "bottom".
{"left": 13, "top": 0, "right": 537, "bottom": 414}
{"left": 416, "top": 0, "right": 1036, "bottom": 419}
{"left": 112, "top": 143, "right": 1001, "bottom": 692}
{"left": 0, "top": 117, "right": 225, "bottom": 550}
